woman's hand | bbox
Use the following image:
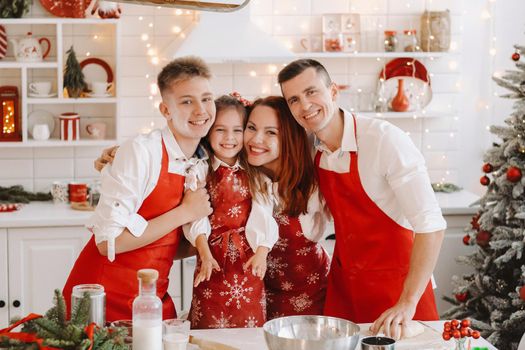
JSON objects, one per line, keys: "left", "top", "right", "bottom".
{"left": 244, "top": 246, "right": 270, "bottom": 279}
{"left": 194, "top": 256, "right": 220, "bottom": 287}
{"left": 94, "top": 146, "right": 119, "bottom": 172}
{"left": 181, "top": 183, "right": 213, "bottom": 223}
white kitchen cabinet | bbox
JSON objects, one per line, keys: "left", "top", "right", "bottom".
{"left": 6, "top": 226, "right": 90, "bottom": 322}
{"left": 0, "top": 229, "right": 8, "bottom": 326}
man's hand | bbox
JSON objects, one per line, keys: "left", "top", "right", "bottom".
{"left": 94, "top": 146, "right": 119, "bottom": 172}
{"left": 370, "top": 299, "right": 417, "bottom": 340}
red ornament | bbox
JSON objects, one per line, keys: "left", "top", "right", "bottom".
{"left": 442, "top": 331, "right": 451, "bottom": 341}
{"left": 480, "top": 175, "right": 490, "bottom": 186}
{"left": 520, "top": 285, "right": 525, "bottom": 301}
{"left": 506, "top": 167, "right": 522, "bottom": 182}
{"left": 461, "top": 319, "right": 471, "bottom": 328}
{"left": 512, "top": 52, "right": 521, "bottom": 61}
{"left": 462, "top": 235, "right": 471, "bottom": 245}
{"left": 455, "top": 291, "right": 468, "bottom": 302}
{"left": 482, "top": 163, "right": 493, "bottom": 173}
{"left": 472, "top": 330, "right": 480, "bottom": 339}
{"left": 476, "top": 231, "right": 491, "bottom": 247}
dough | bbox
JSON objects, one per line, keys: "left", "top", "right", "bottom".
{"left": 371, "top": 320, "right": 425, "bottom": 339}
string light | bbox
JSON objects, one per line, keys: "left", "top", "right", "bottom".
{"left": 141, "top": 34, "right": 149, "bottom": 41}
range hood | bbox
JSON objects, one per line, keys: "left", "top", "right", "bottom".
{"left": 163, "top": 1, "right": 295, "bottom": 62}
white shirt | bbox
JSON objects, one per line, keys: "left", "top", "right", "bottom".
{"left": 183, "top": 156, "right": 279, "bottom": 253}
{"left": 315, "top": 109, "right": 446, "bottom": 234}
{"left": 87, "top": 126, "right": 208, "bottom": 262}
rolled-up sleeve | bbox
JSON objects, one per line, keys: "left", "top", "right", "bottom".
{"left": 381, "top": 126, "right": 447, "bottom": 234}
{"left": 86, "top": 139, "right": 151, "bottom": 261}
{"left": 245, "top": 179, "right": 279, "bottom": 252}
{"left": 299, "top": 188, "right": 332, "bottom": 242}
{"left": 182, "top": 159, "right": 211, "bottom": 246}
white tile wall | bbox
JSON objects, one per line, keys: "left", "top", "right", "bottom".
{"left": 1, "top": 0, "right": 473, "bottom": 192}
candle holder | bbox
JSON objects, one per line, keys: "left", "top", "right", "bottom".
{"left": 0, "top": 86, "right": 22, "bottom": 142}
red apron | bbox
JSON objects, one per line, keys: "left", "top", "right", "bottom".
{"left": 189, "top": 166, "right": 266, "bottom": 329}
{"left": 63, "top": 140, "right": 184, "bottom": 322}
{"left": 316, "top": 115, "right": 438, "bottom": 323}
{"left": 265, "top": 212, "right": 330, "bottom": 320}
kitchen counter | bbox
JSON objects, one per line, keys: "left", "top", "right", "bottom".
{"left": 190, "top": 321, "right": 496, "bottom": 350}
{"left": 0, "top": 190, "right": 479, "bottom": 229}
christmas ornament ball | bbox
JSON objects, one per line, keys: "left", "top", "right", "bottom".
{"left": 462, "top": 235, "right": 470, "bottom": 245}
{"left": 476, "top": 231, "right": 491, "bottom": 247}
{"left": 480, "top": 175, "right": 490, "bottom": 186}
{"left": 482, "top": 163, "right": 493, "bottom": 173}
{"left": 520, "top": 285, "right": 525, "bottom": 301}
{"left": 506, "top": 166, "right": 522, "bottom": 182}
{"left": 512, "top": 52, "right": 521, "bottom": 61}
{"left": 455, "top": 291, "right": 468, "bottom": 302}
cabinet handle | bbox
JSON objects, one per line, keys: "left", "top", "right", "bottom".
{"left": 12, "top": 300, "right": 21, "bottom": 308}
{"left": 0, "top": 300, "right": 5, "bottom": 308}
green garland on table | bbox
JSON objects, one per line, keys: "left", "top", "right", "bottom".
{"left": 0, "top": 289, "right": 129, "bottom": 350}
{"left": 0, "top": 185, "right": 52, "bottom": 204}
{"left": 432, "top": 182, "right": 462, "bottom": 193}
{"left": 0, "top": 0, "right": 30, "bottom": 18}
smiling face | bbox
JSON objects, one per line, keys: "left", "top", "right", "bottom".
{"left": 243, "top": 105, "right": 280, "bottom": 178}
{"left": 208, "top": 107, "right": 244, "bottom": 166}
{"left": 159, "top": 76, "right": 216, "bottom": 143}
{"left": 280, "top": 67, "right": 338, "bottom": 134}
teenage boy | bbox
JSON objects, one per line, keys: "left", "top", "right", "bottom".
{"left": 278, "top": 59, "right": 446, "bottom": 340}
{"left": 63, "top": 56, "right": 215, "bottom": 322}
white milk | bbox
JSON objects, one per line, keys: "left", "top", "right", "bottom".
{"left": 163, "top": 332, "right": 188, "bottom": 350}
{"left": 133, "top": 319, "right": 162, "bottom": 350}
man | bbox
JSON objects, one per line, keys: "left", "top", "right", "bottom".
{"left": 278, "top": 59, "right": 446, "bottom": 340}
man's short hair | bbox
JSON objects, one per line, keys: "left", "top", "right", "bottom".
{"left": 157, "top": 56, "right": 211, "bottom": 95}
{"left": 277, "top": 59, "right": 332, "bottom": 86}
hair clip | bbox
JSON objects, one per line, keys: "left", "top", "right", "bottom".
{"left": 230, "top": 91, "right": 252, "bottom": 107}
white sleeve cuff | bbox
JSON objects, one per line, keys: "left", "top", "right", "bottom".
{"left": 182, "top": 217, "right": 211, "bottom": 246}
{"left": 127, "top": 213, "right": 148, "bottom": 237}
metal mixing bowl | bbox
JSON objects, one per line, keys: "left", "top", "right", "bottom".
{"left": 263, "top": 315, "right": 360, "bottom": 350}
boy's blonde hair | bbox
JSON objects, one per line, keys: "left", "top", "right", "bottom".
{"left": 157, "top": 56, "right": 212, "bottom": 95}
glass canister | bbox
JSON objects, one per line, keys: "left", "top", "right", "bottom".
{"left": 384, "top": 30, "right": 398, "bottom": 52}
{"left": 71, "top": 284, "right": 106, "bottom": 327}
{"left": 402, "top": 29, "right": 419, "bottom": 52}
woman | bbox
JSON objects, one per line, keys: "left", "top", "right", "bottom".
{"left": 244, "top": 96, "right": 331, "bottom": 319}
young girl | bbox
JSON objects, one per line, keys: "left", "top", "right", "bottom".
{"left": 243, "top": 96, "right": 331, "bottom": 320}
{"left": 186, "top": 95, "right": 278, "bottom": 329}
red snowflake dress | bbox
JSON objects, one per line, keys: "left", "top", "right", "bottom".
{"left": 265, "top": 199, "right": 331, "bottom": 320}
{"left": 189, "top": 165, "right": 266, "bottom": 329}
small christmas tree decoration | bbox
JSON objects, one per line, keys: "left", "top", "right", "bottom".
{"left": 506, "top": 166, "right": 522, "bottom": 182}
{"left": 482, "top": 163, "right": 493, "bottom": 173}
{"left": 455, "top": 291, "right": 468, "bottom": 302}
{"left": 462, "top": 235, "right": 471, "bottom": 245}
{"left": 480, "top": 175, "right": 490, "bottom": 186}
{"left": 476, "top": 230, "right": 491, "bottom": 247}
{"left": 512, "top": 51, "right": 520, "bottom": 61}
{"left": 0, "top": 0, "right": 30, "bottom": 18}
{"left": 63, "top": 46, "right": 87, "bottom": 98}
{"left": 442, "top": 319, "right": 479, "bottom": 350}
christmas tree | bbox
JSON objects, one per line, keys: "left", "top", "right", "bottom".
{"left": 442, "top": 45, "right": 525, "bottom": 350}
{"left": 64, "top": 46, "right": 87, "bottom": 98}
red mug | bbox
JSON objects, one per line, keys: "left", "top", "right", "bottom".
{"left": 69, "top": 182, "right": 88, "bottom": 203}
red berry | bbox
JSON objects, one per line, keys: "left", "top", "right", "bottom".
{"left": 460, "top": 328, "right": 469, "bottom": 337}
{"left": 452, "top": 330, "right": 461, "bottom": 339}
{"left": 472, "top": 330, "right": 480, "bottom": 339}
{"left": 461, "top": 319, "right": 471, "bottom": 328}
{"left": 480, "top": 175, "right": 490, "bottom": 186}
{"left": 482, "top": 163, "right": 493, "bottom": 173}
{"left": 442, "top": 331, "right": 451, "bottom": 341}
{"left": 451, "top": 319, "right": 460, "bottom": 328}
{"left": 444, "top": 321, "right": 451, "bottom": 328}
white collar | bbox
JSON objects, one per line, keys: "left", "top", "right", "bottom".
{"left": 211, "top": 155, "right": 242, "bottom": 171}
{"left": 314, "top": 108, "right": 357, "bottom": 153}
{"left": 161, "top": 127, "right": 208, "bottom": 173}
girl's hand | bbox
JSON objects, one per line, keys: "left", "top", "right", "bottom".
{"left": 181, "top": 184, "right": 213, "bottom": 222}
{"left": 194, "top": 257, "right": 220, "bottom": 287}
{"left": 94, "top": 145, "right": 119, "bottom": 172}
{"left": 243, "top": 246, "right": 270, "bottom": 279}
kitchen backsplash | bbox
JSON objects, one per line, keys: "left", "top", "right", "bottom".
{"left": 0, "top": 0, "right": 463, "bottom": 192}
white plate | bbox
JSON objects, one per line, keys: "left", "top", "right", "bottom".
{"left": 382, "top": 77, "right": 432, "bottom": 111}
{"left": 28, "top": 92, "right": 57, "bottom": 98}
{"left": 28, "top": 110, "right": 55, "bottom": 138}
{"left": 87, "top": 92, "right": 112, "bottom": 98}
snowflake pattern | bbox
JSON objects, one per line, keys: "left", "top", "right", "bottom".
{"left": 296, "top": 246, "right": 312, "bottom": 256}
{"left": 281, "top": 281, "right": 294, "bottom": 291}
{"left": 208, "top": 184, "right": 219, "bottom": 202}
{"left": 211, "top": 312, "right": 236, "bottom": 328}
{"left": 307, "top": 273, "right": 320, "bottom": 285}
{"left": 273, "top": 237, "right": 289, "bottom": 252}
{"left": 190, "top": 298, "right": 203, "bottom": 324}
{"left": 290, "top": 293, "right": 313, "bottom": 312}
{"left": 226, "top": 239, "right": 240, "bottom": 264}
{"left": 267, "top": 255, "right": 288, "bottom": 278}
{"left": 202, "top": 288, "right": 213, "bottom": 299}
{"left": 239, "top": 185, "right": 249, "bottom": 198}
{"left": 244, "top": 316, "right": 259, "bottom": 328}
{"left": 296, "top": 230, "right": 303, "bottom": 237}
{"left": 220, "top": 274, "right": 253, "bottom": 309}
{"left": 227, "top": 204, "right": 242, "bottom": 218}
{"left": 273, "top": 210, "right": 290, "bottom": 225}
{"left": 294, "top": 264, "right": 304, "bottom": 272}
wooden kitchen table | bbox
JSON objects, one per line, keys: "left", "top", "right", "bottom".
{"left": 190, "top": 321, "right": 497, "bottom": 350}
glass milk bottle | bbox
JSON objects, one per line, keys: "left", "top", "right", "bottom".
{"left": 132, "top": 269, "right": 162, "bottom": 350}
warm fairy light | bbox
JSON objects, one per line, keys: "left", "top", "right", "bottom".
{"left": 449, "top": 133, "right": 455, "bottom": 138}
{"left": 180, "top": 33, "right": 186, "bottom": 39}
{"left": 141, "top": 34, "right": 149, "bottom": 41}
{"left": 425, "top": 129, "right": 429, "bottom": 133}
{"left": 490, "top": 48, "right": 497, "bottom": 56}
{"left": 146, "top": 43, "right": 151, "bottom": 48}
{"left": 481, "top": 10, "right": 491, "bottom": 19}
{"left": 172, "top": 26, "right": 181, "bottom": 34}
{"left": 427, "top": 145, "right": 432, "bottom": 149}
{"left": 139, "top": 16, "right": 143, "bottom": 20}
{"left": 93, "top": 35, "right": 98, "bottom": 40}
{"left": 175, "top": 9, "right": 182, "bottom": 15}
{"left": 150, "top": 83, "right": 158, "bottom": 95}
{"left": 148, "top": 95, "right": 153, "bottom": 100}
{"left": 450, "top": 41, "right": 458, "bottom": 51}
{"left": 149, "top": 23, "right": 153, "bottom": 28}
{"left": 151, "top": 56, "right": 159, "bottom": 65}
{"left": 449, "top": 61, "right": 458, "bottom": 70}
{"left": 150, "top": 121, "right": 155, "bottom": 127}
{"left": 268, "top": 65, "right": 278, "bottom": 74}
{"left": 146, "top": 74, "right": 150, "bottom": 78}
{"left": 147, "top": 48, "right": 156, "bottom": 56}
{"left": 249, "top": 71, "right": 257, "bottom": 77}
{"left": 86, "top": 52, "right": 91, "bottom": 56}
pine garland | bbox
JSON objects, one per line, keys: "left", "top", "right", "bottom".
{"left": 0, "top": 290, "right": 128, "bottom": 350}
{"left": 0, "top": 185, "right": 52, "bottom": 204}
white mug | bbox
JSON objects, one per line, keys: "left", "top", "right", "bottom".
{"left": 91, "top": 81, "right": 112, "bottom": 96}
{"left": 29, "top": 81, "right": 52, "bottom": 96}
{"left": 32, "top": 123, "right": 50, "bottom": 140}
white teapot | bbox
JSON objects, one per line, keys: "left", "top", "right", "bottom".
{"left": 10, "top": 32, "right": 51, "bottom": 62}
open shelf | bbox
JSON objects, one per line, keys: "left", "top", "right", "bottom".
{"left": 0, "top": 139, "right": 118, "bottom": 148}
{"left": 296, "top": 51, "right": 455, "bottom": 59}
{"left": 0, "top": 60, "right": 58, "bottom": 69}
{"left": 27, "top": 97, "right": 117, "bottom": 104}
{"left": 359, "top": 111, "right": 456, "bottom": 119}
